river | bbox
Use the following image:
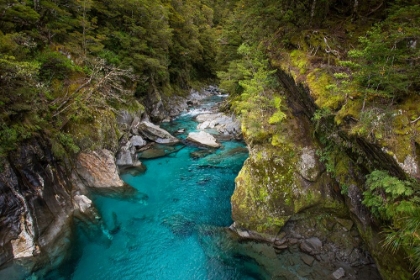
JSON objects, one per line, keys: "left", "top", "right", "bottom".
{"left": 43, "top": 95, "right": 271, "bottom": 279}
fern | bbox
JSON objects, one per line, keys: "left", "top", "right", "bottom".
{"left": 364, "top": 170, "right": 420, "bottom": 274}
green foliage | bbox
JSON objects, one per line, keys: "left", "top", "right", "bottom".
{"left": 268, "top": 97, "right": 286, "bottom": 124}
{"left": 346, "top": 5, "right": 420, "bottom": 99}
{"left": 37, "top": 51, "right": 81, "bottom": 81}
{"left": 218, "top": 43, "right": 285, "bottom": 142}
{"left": 363, "top": 170, "right": 420, "bottom": 274}
{"left": 0, "top": 0, "right": 225, "bottom": 160}
{"left": 363, "top": 170, "right": 415, "bottom": 221}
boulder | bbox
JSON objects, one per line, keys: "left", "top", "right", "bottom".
{"left": 301, "top": 254, "right": 315, "bottom": 266}
{"left": 187, "top": 131, "right": 220, "bottom": 148}
{"left": 300, "top": 237, "right": 322, "bottom": 255}
{"left": 76, "top": 149, "right": 125, "bottom": 188}
{"left": 332, "top": 267, "right": 346, "bottom": 279}
{"left": 196, "top": 113, "right": 241, "bottom": 139}
{"left": 74, "top": 194, "right": 92, "bottom": 213}
{"left": 138, "top": 121, "right": 179, "bottom": 144}
{"left": 138, "top": 144, "right": 183, "bottom": 159}
{"left": 116, "top": 140, "right": 143, "bottom": 168}
{"left": 130, "top": 135, "right": 147, "bottom": 148}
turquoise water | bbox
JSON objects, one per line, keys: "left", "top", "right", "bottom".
{"left": 43, "top": 96, "right": 270, "bottom": 280}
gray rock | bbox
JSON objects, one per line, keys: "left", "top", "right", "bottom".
{"left": 130, "top": 135, "right": 147, "bottom": 148}
{"left": 138, "top": 121, "right": 179, "bottom": 144}
{"left": 150, "top": 100, "right": 167, "bottom": 122}
{"left": 0, "top": 138, "right": 74, "bottom": 267}
{"left": 396, "top": 154, "right": 419, "bottom": 177}
{"left": 116, "top": 140, "right": 143, "bottom": 169}
{"left": 116, "top": 110, "right": 134, "bottom": 132}
{"left": 196, "top": 113, "right": 241, "bottom": 139}
{"left": 297, "top": 147, "right": 323, "bottom": 181}
{"left": 300, "top": 237, "right": 322, "bottom": 255}
{"left": 130, "top": 116, "right": 141, "bottom": 135}
{"left": 332, "top": 267, "right": 345, "bottom": 279}
{"left": 301, "top": 254, "right": 315, "bottom": 266}
{"left": 187, "top": 131, "right": 220, "bottom": 148}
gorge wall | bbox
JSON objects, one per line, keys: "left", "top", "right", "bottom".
{"left": 229, "top": 66, "right": 417, "bottom": 279}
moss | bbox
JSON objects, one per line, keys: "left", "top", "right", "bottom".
{"left": 306, "top": 69, "right": 330, "bottom": 101}
{"left": 231, "top": 142, "right": 296, "bottom": 235}
{"left": 66, "top": 109, "right": 120, "bottom": 153}
{"left": 232, "top": 115, "right": 347, "bottom": 235}
{"left": 335, "top": 99, "right": 362, "bottom": 126}
{"left": 290, "top": 50, "right": 308, "bottom": 75}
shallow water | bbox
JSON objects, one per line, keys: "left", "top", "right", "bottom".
{"left": 42, "top": 96, "right": 273, "bottom": 279}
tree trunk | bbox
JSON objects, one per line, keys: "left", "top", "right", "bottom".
{"left": 310, "top": 0, "right": 317, "bottom": 26}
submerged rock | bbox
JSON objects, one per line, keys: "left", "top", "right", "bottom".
{"left": 138, "top": 144, "right": 183, "bottom": 159}
{"left": 187, "top": 131, "right": 220, "bottom": 148}
{"left": 162, "top": 214, "right": 196, "bottom": 237}
{"left": 189, "top": 149, "right": 214, "bottom": 159}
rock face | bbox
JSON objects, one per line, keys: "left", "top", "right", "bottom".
{"left": 231, "top": 115, "right": 344, "bottom": 235}
{"left": 229, "top": 70, "right": 384, "bottom": 278}
{"left": 231, "top": 67, "right": 415, "bottom": 279}
{"left": 297, "top": 147, "right": 323, "bottom": 181}
{"left": 138, "top": 121, "right": 179, "bottom": 144}
{"left": 76, "top": 149, "right": 125, "bottom": 188}
{"left": 276, "top": 69, "right": 413, "bottom": 279}
{"left": 116, "top": 139, "right": 143, "bottom": 168}
{"left": 187, "top": 131, "right": 221, "bottom": 148}
{"left": 0, "top": 138, "right": 73, "bottom": 268}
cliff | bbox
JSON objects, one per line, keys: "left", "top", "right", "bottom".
{"left": 229, "top": 41, "right": 418, "bottom": 280}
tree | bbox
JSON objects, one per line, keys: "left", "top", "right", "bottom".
{"left": 348, "top": 4, "right": 420, "bottom": 99}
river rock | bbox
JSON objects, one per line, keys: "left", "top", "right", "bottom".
{"left": 190, "top": 149, "right": 214, "bottom": 159}
{"left": 0, "top": 138, "right": 74, "bottom": 269}
{"left": 137, "top": 121, "right": 179, "bottom": 144}
{"left": 187, "top": 131, "right": 220, "bottom": 148}
{"left": 301, "top": 254, "right": 315, "bottom": 266}
{"left": 74, "top": 194, "right": 92, "bottom": 213}
{"left": 116, "top": 140, "right": 142, "bottom": 168}
{"left": 76, "top": 149, "right": 125, "bottom": 188}
{"left": 196, "top": 113, "right": 241, "bottom": 139}
{"left": 332, "top": 267, "right": 346, "bottom": 279}
{"left": 130, "top": 135, "right": 147, "bottom": 148}
{"left": 299, "top": 237, "right": 322, "bottom": 255}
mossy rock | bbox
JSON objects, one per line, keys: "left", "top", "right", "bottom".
{"left": 231, "top": 141, "right": 346, "bottom": 236}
